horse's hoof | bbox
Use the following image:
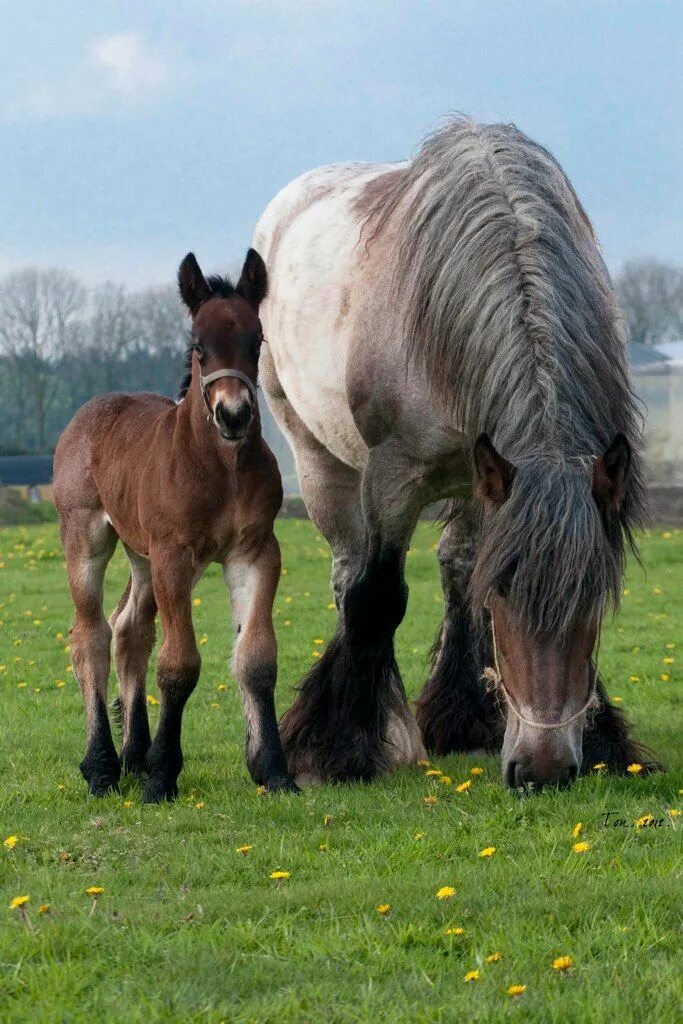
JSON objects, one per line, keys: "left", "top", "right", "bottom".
{"left": 265, "top": 775, "right": 300, "bottom": 794}
{"left": 119, "top": 750, "right": 149, "bottom": 777}
{"left": 88, "top": 779, "right": 121, "bottom": 797}
{"left": 143, "top": 776, "right": 179, "bottom": 804}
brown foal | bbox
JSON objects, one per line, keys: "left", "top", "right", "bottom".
{"left": 54, "top": 250, "right": 297, "bottom": 801}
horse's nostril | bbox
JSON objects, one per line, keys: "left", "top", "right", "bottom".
{"left": 215, "top": 401, "right": 252, "bottom": 437}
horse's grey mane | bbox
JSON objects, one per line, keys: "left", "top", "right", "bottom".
{"left": 370, "top": 117, "right": 648, "bottom": 634}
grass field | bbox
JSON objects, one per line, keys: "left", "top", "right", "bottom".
{"left": 1, "top": 521, "right": 681, "bottom": 1023}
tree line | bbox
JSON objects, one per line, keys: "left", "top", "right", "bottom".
{"left": 0, "top": 257, "right": 681, "bottom": 454}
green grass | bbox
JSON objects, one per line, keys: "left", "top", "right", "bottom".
{"left": 0, "top": 521, "right": 681, "bottom": 1023}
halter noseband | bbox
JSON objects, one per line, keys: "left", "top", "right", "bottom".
{"left": 483, "top": 606, "right": 600, "bottom": 731}
{"left": 199, "top": 368, "right": 258, "bottom": 421}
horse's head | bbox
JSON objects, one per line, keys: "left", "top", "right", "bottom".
{"left": 178, "top": 249, "right": 268, "bottom": 442}
{"left": 472, "top": 433, "right": 632, "bottom": 790}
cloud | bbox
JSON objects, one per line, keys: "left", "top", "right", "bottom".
{"left": 9, "top": 32, "right": 176, "bottom": 120}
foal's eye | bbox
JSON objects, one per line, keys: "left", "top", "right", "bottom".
{"left": 192, "top": 344, "right": 204, "bottom": 361}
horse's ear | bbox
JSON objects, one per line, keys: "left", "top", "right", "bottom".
{"left": 474, "top": 434, "right": 515, "bottom": 504}
{"left": 593, "top": 433, "right": 631, "bottom": 511}
{"left": 178, "top": 253, "right": 211, "bottom": 314}
{"left": 236, "top": 248, "right": 268, "bottom": 310}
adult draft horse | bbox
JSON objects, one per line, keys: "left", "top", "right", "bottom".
{"left": 254, "top": 118, "right": 657, "bottom": 790}
{"left": 54, "top": 250, "right": 297, "bottom": 801}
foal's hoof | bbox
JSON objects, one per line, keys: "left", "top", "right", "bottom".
{"left": 265, "top": 775, "right": 300, "bottom": 795}
{"left": 80, "top": 753, "right": 121, "bottom": 797}
{"left": 119, "top": 748, "right": 149, "bottom": 778}
{"left": 143, "top": 775, "right": 179, "bottom": 804}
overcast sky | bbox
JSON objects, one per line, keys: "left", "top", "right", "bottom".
{"left": 1, "top": 0, "right": 680, "bottom": 286}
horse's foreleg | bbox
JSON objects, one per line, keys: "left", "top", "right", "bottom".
{"left": 144, "top": 549, "right": 200, "bottom": 803}
{"left": 61, "top": 511, "right": 120, "bottom": 796}
{"left": 415, "top": 503, "right": 504, "bottom": 754}
{"left": 279, "top": 442, "right": 426, "bottom": 785}
{"left": 224, "top": 536, "right": 298, "bottom": 793}
{"left": 111, "top": 548, "right": 156, "bottom": 776}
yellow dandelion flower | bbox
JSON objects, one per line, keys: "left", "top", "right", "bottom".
{"left": 479, "top": 846, "right": 496, "bottom": 858}
{"left": 270, "top": 870, "right": 291, "bottom": 880}
{"left": 3, "top": 835, "right": 19, "bottom": 850}
{"left": 210, "top": 702, "right": 219, "bottom": 709}
{"left": 663, "top": 531, "right": 672, "bottom": 539}
{"left": 635, "top": 814, "right": 655, "bottom": 828}
{"left": 455, "top": 780, "right": 472, "bottom": 793}
{"left": 572, "top": 822, "right": 583, "bottom": 838}
{"left": 199, "top": 636, "right": 208, "bottom": 646}
{"left": 470, "top": 766, "right": 484, "bottom": 776}
{"left": 423, "top": 795, "right": 438, "bottom": 805}
{"left": 417, "top": 759, "right": 431, "bottom": 768}
{"left": 661, "top": 673, "right": 670, "bottom": 682}
{"left": 612, "top": 696, "right": 623, "bottom": 704}
{"left": 444, "top": 926, "right": 465, "bottom": 935}
{"left": 236, "top": 845, "right": 253, "bottom": 854}
{"left": 17, "top": 682, "right": 26, "bottom": 689}
{"left": 663, "top": 657, "right": 674, "bottom": 664}
{"left": 629, "top": 675, "right": 640, "bottom": 682}
{"left": 313, "top": 638, "right": 324, "bottom": 645}
{"left": 622, "top": 588, "right": 630, "bottom": 596}
{"left": 653, "top": 587, "right": 662, "bottom": 595}
{"left": 38, "top": 903, "right": 50, "bottom": 915}
{"left": 552, "top": 955, "right": 573, "bottom": 971}
{"left": 56, "top": 632, "right": 64, "bottom": 640}
{"left": 439, "top": 775, "right": 452, "bottom": 785}
{"left": 122, "top": 800, "right": 133, "bottom": 808}
{"left": 485, "top": 951, "right": 502, "bottom": 963}
{"left": 327, "top": 602, "right": 335, "bottom": 610}
{"left": 435, "top": 886, "right": 456, "bottom": 900}
{"left": 414, "top": 832, "right": 426, "bottom": 840}
{"left": 665, "top": 643, "right": 675, "bottom": 649}
{"left": 195, "top": 802, "right": 205, "bottom": 809}
{"left": 464, "top": 970, "right": 479, "bottom": 982}
{"left": 593, "top": 762, "right": 607, "bottom": 771}
{"left": 323, "top": 814, "right": 333, "bottom": 827}
{"left": 55, "top": 680, "right": 65, "bottom": 688}
{"left": 318, "top": 843, "right": 328, "bottom": 851}
{"left": 376, "top": 903, "right": 391, "bottom": 915}
{"left": 192, "top": 597, "right": 201, "bottom": 606}
{"left": 425, "top": 769, "right": 442, "bottom": 777}
{"left": 627, "top": 763, "right": 643, "bottom": 774}
{"left": 146, "top": 694, "right": 159, "bottom": 706}
{"left": 572, "top": 841, "right": 590, "bottom": 853}
{"left": 311, "top": 651, "right": 321, "bottom": 659}
{"left": 507, "top": 985, "right": 526, "bottom": 997}
{"left": 217, "top": 684, "right": 227, "bottom": 691}
{"left": 9, "top": 895, "right": 29, "bottom": 909}
{"left": 85, "top": 887, "right": 104, "bottom": 896}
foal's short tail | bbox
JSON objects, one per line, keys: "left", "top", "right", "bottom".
{"left": 109, "top": 576, "right": 132, "bottom": 733}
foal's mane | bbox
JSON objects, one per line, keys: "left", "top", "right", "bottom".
{"left": 366, "top": 117, "right": 647, "bottom": 633}
{"left": 177, "top": 274, "right": 236, "bottom": 400}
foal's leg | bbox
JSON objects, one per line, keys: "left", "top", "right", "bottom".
{"left": 224, "top": 535, "right": 297, "bottom": 792}
{"left": 415, "top": 503, "right": 505, "bottom": 754}
{"left": 144, "top": 549, "right": 200, "bottom": 803}
{"left": 61, "top": 511, "right": 120, "bottom": 796}
{"left": 280, "top": 440, "right": 426, "bottom": 784}
{"left": 111, "top": 547, "right": 156, "bottom": 776}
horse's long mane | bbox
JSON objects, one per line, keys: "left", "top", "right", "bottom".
{"left": 368, "top": 118, "right": 648, "bottom": 633}
{"left": 176, "top": 274, "right": 236, "bottom": 399}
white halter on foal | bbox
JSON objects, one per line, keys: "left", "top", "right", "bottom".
{"left": 200, "top": 368, "right": 258, "bottom": 420}
{"left": 483, "top": 609, "right": 601, "bottom": 731}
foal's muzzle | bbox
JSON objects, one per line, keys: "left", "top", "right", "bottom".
{"left": 215, "top": 399, "right": 252, "bottom": 441}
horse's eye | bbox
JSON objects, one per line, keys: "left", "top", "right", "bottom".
{"left": 192, "top": 344, "right": 204, "bottom": 361}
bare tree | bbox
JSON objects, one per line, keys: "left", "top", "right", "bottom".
{"left": 615, "top": 258, "right": 683, "bottom": 347}
{"left": 0, "top": 268, "right": 86, "bottom": 450}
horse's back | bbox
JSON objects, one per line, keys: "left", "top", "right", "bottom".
{"left": 54, "top": 392, "right": 173, "bottom": 514}
{"left": 254, "top": 161, "right": 406, "bottom": 467}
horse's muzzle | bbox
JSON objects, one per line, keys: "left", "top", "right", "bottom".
{"left": 215, "top": 399, "right": 252, "bottom": 441}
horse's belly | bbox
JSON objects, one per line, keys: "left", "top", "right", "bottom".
{"left": 254, "top": 162, "right": 401, "bottom": 470}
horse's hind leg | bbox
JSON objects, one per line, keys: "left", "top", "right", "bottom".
{"left": 61, "top": 510, "right": 120, "bottom": 796}
{"left": 415, "top": 502, "right": 504, "bottom": 754}
{"left": 111, "top": 547, "right": 156, "bottom": 776}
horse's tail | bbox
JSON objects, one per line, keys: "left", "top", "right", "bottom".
{"left": 109, "top": 576, "right": 132, "bottom": 733}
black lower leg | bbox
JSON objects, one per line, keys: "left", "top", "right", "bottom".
{"left": 280, "top": 550, "right": 410, "bottom": 783}
{"left": 415, "top": 511, "right": 504, "bottom": 754}
{"left": 581, "top": 674, "right": 664, "bottom": 775}
{"left": 144, "top": 668, "right": 196, "bottom": 803}
{"left": 243, "top": 671, "right": 299, "bottom": 793}
{"left": 119, "top": 691, "right": 152, "bottom": 777}
{"left": 80, "top": 695, "right": 121, "bottom": 796}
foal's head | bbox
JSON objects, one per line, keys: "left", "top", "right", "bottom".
{"left": 471, "top": 433, "right": 634, "bottom": 791}
{"left": 178, "top": 249, "right": 268, "bottom": 442}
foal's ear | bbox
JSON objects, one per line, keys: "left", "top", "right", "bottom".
{"left": 178, "top": 253, "right": 211, "bottom": 314}
{"left": 592, "top": 433, "right": 631, "bottom": 511}
{"left": 236, "top": 248, "right": 268, "bottom": 311}
{"left": 474, "top": 434, "right": 516, "bottom": 504}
